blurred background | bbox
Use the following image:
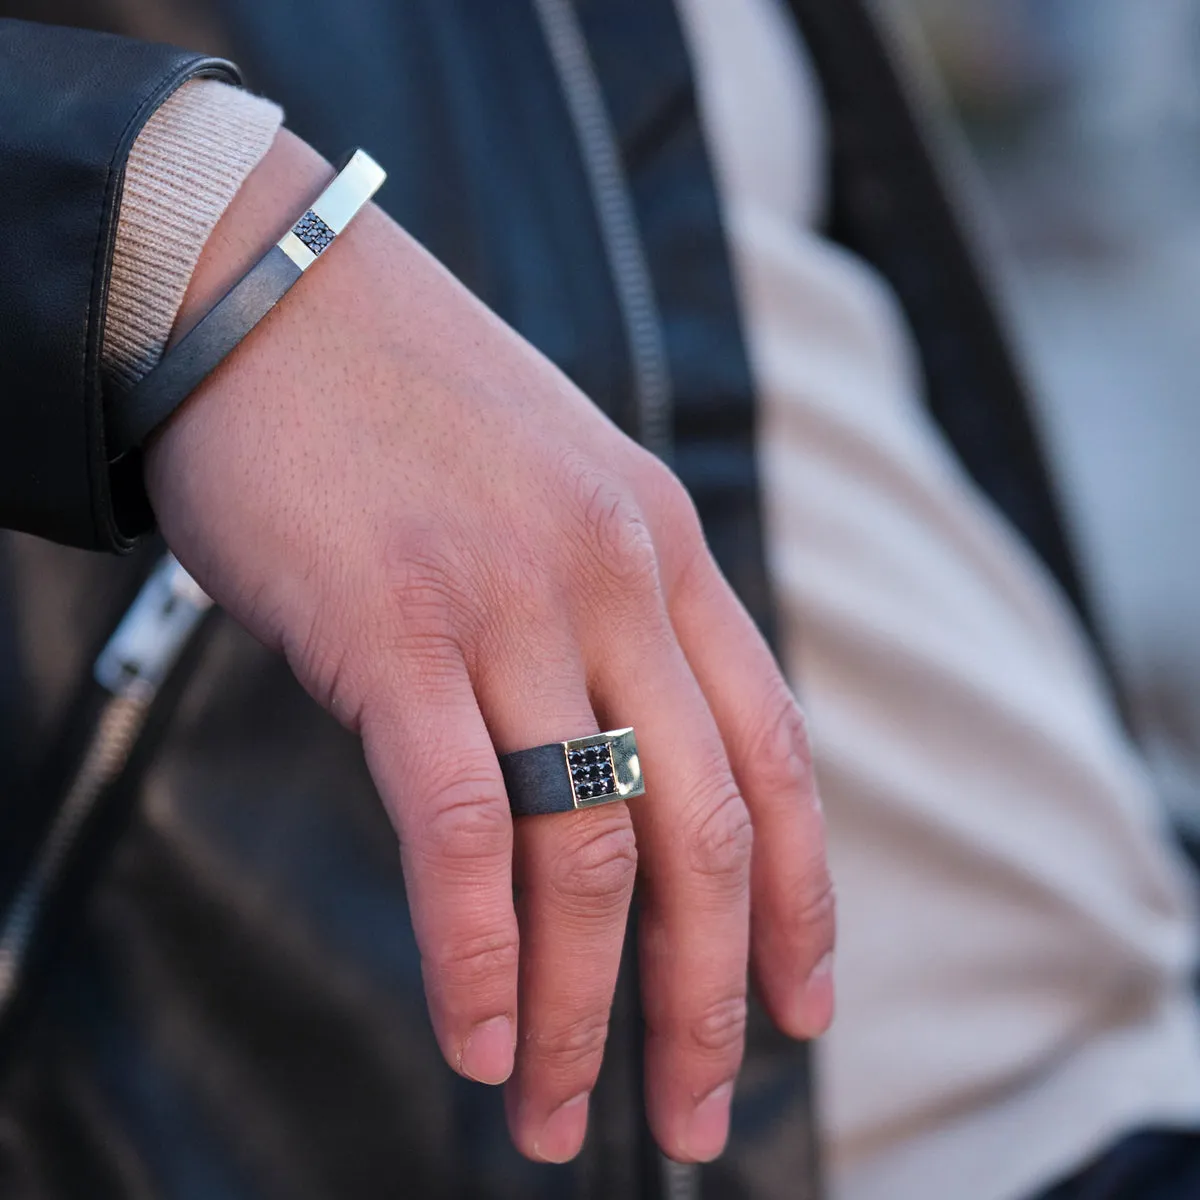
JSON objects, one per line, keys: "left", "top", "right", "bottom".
{"left": 894, "top": 0, "right": 1200, "bottom": 833}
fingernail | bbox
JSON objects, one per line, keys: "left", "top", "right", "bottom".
{"left": 460, "top": 1016, "right": 515, "bottom": 1085}
{"left": 794, "top": 952, "right": 835, "bottom": 1038}
{"left": 684, "top": 1081, "right": 734, "bottom": 1162}
{"left": 534, "top": 1092, "right": 590, "bottom": 1163}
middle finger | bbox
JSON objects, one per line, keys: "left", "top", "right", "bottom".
{"left": 474, "top": 630, "right": 637, "bottom": 1164}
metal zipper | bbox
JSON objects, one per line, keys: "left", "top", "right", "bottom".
{"left": 0, "top": 555, "right": 211, "bottom": 1014}
{"left": 530, "top": 5, "right": 694, "bottom": 1197}
{"left": 531, "top": 0, "right": 675, "bottom": 462}
{"left": 93, "top": 554, "right": 213, "bottom": 700}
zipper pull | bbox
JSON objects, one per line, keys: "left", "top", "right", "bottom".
{"left": 94, "top": 555, "right": 214, "bottom": 700}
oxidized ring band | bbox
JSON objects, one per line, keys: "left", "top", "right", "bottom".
{"left": 500, "top": 727, "right": 645, "bottom": 817}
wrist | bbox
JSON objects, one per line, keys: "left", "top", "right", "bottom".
{"left": 169, "top": 128, "right": 334, "bottom": 345}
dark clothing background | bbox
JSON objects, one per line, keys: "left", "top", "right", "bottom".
{"left": 1039, "top": 1131, "right": 1200, "bottom": 1200}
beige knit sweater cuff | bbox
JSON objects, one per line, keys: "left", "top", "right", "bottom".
{"left": 103, "top": 80, "right": 283, "bottom": 391}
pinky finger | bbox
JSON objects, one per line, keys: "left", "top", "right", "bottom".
{"left": 668, "top": 557, "right": 835, "bottom": 1040}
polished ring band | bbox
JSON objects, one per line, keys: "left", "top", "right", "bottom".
{"left": 499, "top": 728, "right": 645, "bottom": 818}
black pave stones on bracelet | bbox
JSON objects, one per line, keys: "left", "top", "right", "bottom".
{"left": 292, "top": 210, "right": 336, "bottom": 255}
{"left": 499, "top": 728, "right": 645, "bottom": 817}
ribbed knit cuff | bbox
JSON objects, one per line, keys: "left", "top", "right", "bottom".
{"left": 103, "top": 79, "right": 283, "bottom": 391}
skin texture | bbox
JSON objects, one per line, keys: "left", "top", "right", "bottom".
{"left": 145, "top": 128, "right": 836, "bottom": 1165}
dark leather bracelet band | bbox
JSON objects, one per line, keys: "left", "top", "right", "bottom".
{"left": 499, "top": 728, "right": 645, "bottom": 818}
{"left": 107, "top": 148, "right": 386, "bottom": 460}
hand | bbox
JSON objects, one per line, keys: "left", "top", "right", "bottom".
{"left": 145, "top": 130, "right": 835, "bottom": 1164}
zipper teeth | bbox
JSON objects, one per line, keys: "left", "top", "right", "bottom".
{"left": 0, "top": 693, "right": 150, "bottom": 1009}
{"left": 531, "top": 0, "right": 675, "bottom": 461}
{"left": 0, "top": 552, "right": 212, "bottom": 1021}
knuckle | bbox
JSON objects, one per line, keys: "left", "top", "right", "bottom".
{"left": 379, "top": 527, "right": 471, "bottom": 648}
{"left": 750, "top": 683, "right": 815, "bottom": 802}
{"left": 642, "top": 458, "right": 703, "bottom": 540}
{"left": 419, "top": 771, "right": 512, "bottom": 869}
{"left": 767, "top": 859, "right": 837, "bottom": 961}
{"left": 563, "top": 461, "right": 661, "bottom": 596}
{"left": 790, "top": 868, "right": 837, "bottom": 946}
{"left": 432, "top": 927, "right": 520, "bottom": 992}
{"left": 472, "top": 562, "right": 571, "bottom": 666}
{"left": 638, "top": 460, "right": 711, "bottom": 590}
{"left": 549, "top": 812, "right": 638, "bottom": 910}
{"left": 686, "top": 781, "right": 754, "bottom": 886}
{"left": 529, "top": 1010, "right": 611, "bottom": 1074}
{"left": 688, "top": 993, "right": 749, "bottom": 1056}
{"left": 286, "top": 613, "right": 363, "bottom": 730}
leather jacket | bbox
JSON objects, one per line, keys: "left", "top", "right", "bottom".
{"left": 0, "top": 2, "right": 1098, "bottom": 1197}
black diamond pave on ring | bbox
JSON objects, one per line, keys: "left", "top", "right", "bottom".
{"left": 499, "top": 728, "right": 645, "bottom": 818}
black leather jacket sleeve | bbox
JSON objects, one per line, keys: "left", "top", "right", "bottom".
{"left": 0, "top": 19, "right": 238, "bottom": 552}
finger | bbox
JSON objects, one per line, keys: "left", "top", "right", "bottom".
{"left": 591, "top": 616, "right": 753, "bottom": 1164}
{"left": 670, "top": 555, "right": 835, "bottom": 1041}
{"left": 360, "top": 649, "right": 519, "bottom": 1088}
{"left": 474, "top": 630, "right": 636, "bottom": 1165}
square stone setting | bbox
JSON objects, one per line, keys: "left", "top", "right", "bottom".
{"left": 292, "top": 210, "right": 336, "bottom": 256}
